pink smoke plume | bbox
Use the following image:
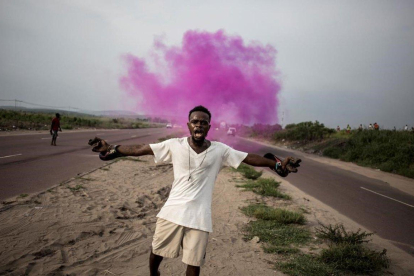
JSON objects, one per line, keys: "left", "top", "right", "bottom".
{"left": 120, "top": 30, "right": 281, "bottom": 125}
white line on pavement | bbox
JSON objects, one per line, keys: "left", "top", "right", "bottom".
{"left": 0, "top": 153, "right": 22, "bottom": 159}
{"left": 131, "top": 135, "right": 137, "bottom": 138}
{"left": 361, "top": 187, "right": 414, "bottom": 208}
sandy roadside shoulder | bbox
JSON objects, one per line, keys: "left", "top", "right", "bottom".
{"left": 0, "top": 153, "right": 413, "bottom": 275}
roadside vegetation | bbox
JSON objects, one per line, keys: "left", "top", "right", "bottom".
{"left": 233, "top": 165, "right": 390, "bottom": 275}
{"left": 240, "top": 121, "right": 414, "bottom": 179}
{"left": 0, "top": 110, "right": 162, "bottom": 131}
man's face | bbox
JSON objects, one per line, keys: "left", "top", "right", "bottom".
{"left": 187, "top": 111, "right": 211, "bottom": 142}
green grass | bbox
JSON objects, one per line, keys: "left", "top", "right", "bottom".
{"left": 244, "top": 220, "right": 311, "bottom": 246}
{"left": 19, "top": 193, "right": 28, "bottom": 198}
{"left": 241, "top": 204, "right": 305, "bottom": 225}
{"left": 67, "top": 185, "right": 85, "bottom": 192}
{"left": 235, "top": 163, "right": 263, "bottom": 180}
{"left": 276, "top": 254, "right": 340, "bottom": 276}
{"left": 237, "top": 178, "right": 291, "bottom": 199}
{"left": 242, "top": 203, "right": 310, "bottom": 248}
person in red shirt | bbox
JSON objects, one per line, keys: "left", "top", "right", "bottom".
{"left": 50, "top": 113, "right": 62, "bottom": 146}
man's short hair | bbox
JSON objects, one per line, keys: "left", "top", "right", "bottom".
{"left": 188, "top": 106, "right": 211, "bottom": 121}
{"left": 56, "top": 113, "right": 60, "bottom": 118}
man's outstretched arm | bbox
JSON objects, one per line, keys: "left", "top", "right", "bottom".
{"left": 117, "top": 144, "right": 154, "bottom": 156}
{"left": 88, "top": 137, "right": 154, "bottom": 160}
{"left": 242, "top": 153, "right": 301, "bottom": 177}
{"left": 243, "top": 153, "right": 280, "bottom": 168}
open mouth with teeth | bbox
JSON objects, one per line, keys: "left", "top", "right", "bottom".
{"left": 193, "top": 129, "right": 204, "bottom": 139}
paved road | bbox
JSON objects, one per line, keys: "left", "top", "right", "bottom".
{"left": 1, "top": 130, "right": 413, "bottom": 255}
{"left": 219, "top": 135, "right": 414, "bottom": 255}
{"left": 0, "top": 128, "right": 172, "bottom": 200}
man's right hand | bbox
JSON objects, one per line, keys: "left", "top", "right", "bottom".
{"left": 88, "top": 137, "right": 110, "bottom": 152}
{"left": 88, "top": 137, "right": 123, "bottom": 161}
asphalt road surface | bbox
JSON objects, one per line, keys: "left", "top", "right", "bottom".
{"left": 0, "top": 128, "right": 173, "bottom": 200}
{"left": 1, "top": 130, "right": 413, "bottom": 255}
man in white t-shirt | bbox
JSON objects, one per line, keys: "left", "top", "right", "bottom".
{"left": 89, "top": 106, "right": 298, "bottom": 276}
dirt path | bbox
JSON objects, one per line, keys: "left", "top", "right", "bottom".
{"left": 0, "top": 155, "right": 413, "bottom": 275}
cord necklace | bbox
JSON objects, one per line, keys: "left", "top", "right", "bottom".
{"left": 188, "top": 141, "right": 208, "bottom": 181}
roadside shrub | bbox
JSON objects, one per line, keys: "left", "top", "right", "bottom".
{"left": 315, "top": 224, "right": 372, "bottom": 245}
{"left": 320, "top": 244, "right": 389, "bottom": 274}
{"left": 322, "top": 130, "right": 414, "bottom": 178}
{"left": 274, "top": 121, "right": 335, "bottom": 142}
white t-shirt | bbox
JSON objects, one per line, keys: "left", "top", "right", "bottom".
{"left": 149, "top": 137, "right": 248, "bottom": 232}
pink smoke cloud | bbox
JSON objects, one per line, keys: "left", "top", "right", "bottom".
{"left": 120, "top": 30, "right": 281, "bottom": 125}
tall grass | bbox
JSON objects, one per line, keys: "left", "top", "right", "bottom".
{"left": 323, "top": 130, "right": 414, "bottom": 178}
{"left": 241, "top": 204, "right": 305, "bottom": 224}
{"left": 235, "top": 163, "right": 263, "bottom": 180}
{"left": 236, "top": 178, "right": 291, "bottom": 199}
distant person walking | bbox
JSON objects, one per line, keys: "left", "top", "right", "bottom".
{"left": 369, "top": 123, "right": 373, "bottom": 130}
{"left": 358, "top": 124, "right": 363, "bottom": 131}
{"left": 336, "top": 126, "right": 340, "bottom": 132}
{"left": 50, "top": 113, "right": 62, "bottom": 146}
{"left": 346, "top": 124, "right": 351, "bottom": 134}
{"left": 374, "top": 122, "right": 379, "bottom": 131}
{"left": 404, "top": 124, "right": 409, "bottom": 131}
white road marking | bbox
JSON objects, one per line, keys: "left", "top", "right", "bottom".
{"left": 361, "top": 187, "right": 414, "bottom": 208}
{"left": 131, "top": 135, "right": 137, "bottom": 138}
{"left": 0, "top": 153, "right": 22, "bottom": 159}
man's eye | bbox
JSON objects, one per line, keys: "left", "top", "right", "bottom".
{"left": 190, "top": 120, "right": 209, "bottom": 126}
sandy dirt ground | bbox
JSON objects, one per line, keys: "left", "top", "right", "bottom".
{"left": 1, "top": 154, "right": 413, "bottom": 275}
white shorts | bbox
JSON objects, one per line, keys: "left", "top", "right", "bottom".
{"left": 152, "top": 218, "right": 209, "bottom": 266}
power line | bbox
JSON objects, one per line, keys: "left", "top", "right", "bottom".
{"left": 0, "top": 99, "right": 80, "bottom": 111}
